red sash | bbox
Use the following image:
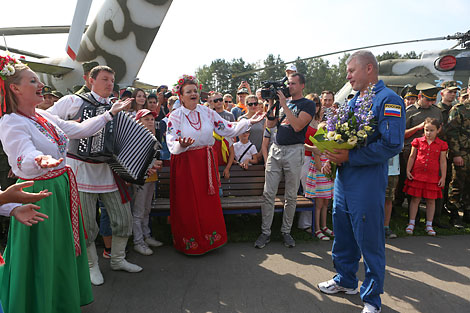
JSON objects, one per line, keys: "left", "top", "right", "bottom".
{"left": 187, "top": 146, "right": 220, "bottom": 195}
{"left": 20, "top": 166, "right": 86, "bottom": 256}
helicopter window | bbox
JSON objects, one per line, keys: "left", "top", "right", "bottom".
{"left": 434, "top": 55, "right": 457, "bottom": 71}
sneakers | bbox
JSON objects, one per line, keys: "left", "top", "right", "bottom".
{"left": 282, "top": 232, "right": 295, "bottom": 248}
{"left": 318, "top": 279, "right": 358, "bottom": 295}
{"left": 145, "top": 237, "right": 163, "bottom": 247}
{"left": 385, "top": 228, "right": 397, "bottom": 239}
{"left": 362, "top": 302, "right": 381, "bottom": 313}
{"left": 133, "top": 243, "right": 154, "bottom": 256}
{"left": 315, "top": 230, "right": 330, "bottom": 241}
{"left": 254, "top": 233, "right": 270, "bottom": 249}
{"left": 103, "top": 249, "right": 112, "bottom": 259}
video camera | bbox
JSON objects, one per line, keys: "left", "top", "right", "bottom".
{"left": 260, "top": 76, "right": 290, "bottom": 101}
{"left": 261, "top": 76, "right": 290, "bottom": 117}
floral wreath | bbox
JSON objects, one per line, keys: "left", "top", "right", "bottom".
{"left": 172, "top": 74, "right": 203, "bottom": 96}
{"left": 0, "top": 54, "right": 21, "bottom": 116}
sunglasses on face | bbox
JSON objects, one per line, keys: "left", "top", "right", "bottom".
{"left": 224, "top": 100, "right": 232, "bottom": 103}
{"left": 213, "top": 98, "right": 223, "bottom": 103}
{"left": 247, "top": 102, "right": 258, "bottom": 106}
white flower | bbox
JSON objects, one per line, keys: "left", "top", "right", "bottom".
{"left": 0, "top": 67, "right": 8, "bottom": 76}
{"left": 327, "top": 131, "right": 336, "bottom": 141}
{"left": 6, "top": 64, "right": 15, "bottom": 76}
{"left": 348, "top": 136, "right": 358, "bottom": 146}
{"left": 357, "top": 129, "right": 366, "bottom": 138}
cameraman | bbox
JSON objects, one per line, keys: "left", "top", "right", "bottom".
{"left": 255, "top": 73, "right": 315, "bottom": 249}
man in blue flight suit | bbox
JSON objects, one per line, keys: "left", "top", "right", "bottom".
{"left": 318, "top": 50, "right": 405, "bottom": 313}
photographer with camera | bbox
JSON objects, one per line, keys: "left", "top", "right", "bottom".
{"left": 254, "top": 73, "right": 315, "bottom": 249}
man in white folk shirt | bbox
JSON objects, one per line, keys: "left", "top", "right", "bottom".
{"left": 48, "top": 66, "right": 143, "bottom": 286}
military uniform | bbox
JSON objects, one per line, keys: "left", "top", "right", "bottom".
{"left": 75, "top": 85, "right": 91, "bottom": 95}
{"left": 75, "top": 61, "right": 99, "bottom": 95}
{"left": 446, "top": 99, "right": 470, "bottom": 223}
{"left": 435, "top": 81, "right": 460, "bottom": 226}
{"left": 395, "top": 84, "right": 419, "bottom": 206}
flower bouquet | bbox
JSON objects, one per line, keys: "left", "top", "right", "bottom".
{"left": 310, "top": 84, "right": 376, "bottom": 178}
{"left": 310, "top": 84, "right": 376, "bottom": 153}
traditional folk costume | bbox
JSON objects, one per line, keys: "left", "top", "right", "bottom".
{"left": 0, "top": 109, "right": 113, "bottom": 313}
{"left": 166, "top": 104, "right": 250, "bottom": 255}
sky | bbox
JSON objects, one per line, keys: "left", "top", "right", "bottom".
{"left": 1, "top": 0, "right": 469, "bottom": 89}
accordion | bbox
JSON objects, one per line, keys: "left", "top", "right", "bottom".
{"left": 70, "top": 106, "right": 160, "bottom": 185}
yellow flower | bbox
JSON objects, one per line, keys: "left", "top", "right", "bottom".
{"left": 357, "top": 129, "right": 366, "bottom": 138}
{"left": 364, "top": 125, "right": 372, "bottom": 132}
{"left": 335, "top": 134, "right": 342, "bottom": 141}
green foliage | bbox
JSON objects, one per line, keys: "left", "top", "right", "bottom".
{"left": 194, "top": 51, "right": 417, "bottom": 96}
{"left": 376, "top": 50, "right": 419, "bottom": 61}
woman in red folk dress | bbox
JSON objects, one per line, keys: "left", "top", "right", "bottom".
{"left": 166, "top": 75, "right": 264, "bottom": 255}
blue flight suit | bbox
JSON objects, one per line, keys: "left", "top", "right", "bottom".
{"left": 331, "top": 80, "right": 405, "bottom": 309}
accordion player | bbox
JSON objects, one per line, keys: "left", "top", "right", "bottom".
{"left": 67, "top": 93, "right": 161, "bottom": 185}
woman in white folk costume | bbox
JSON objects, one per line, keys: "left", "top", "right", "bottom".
{"left": 166, "top": 75, "right": 264, "bottom": 255}
{"left": 0, "top": 55, "right": 132, "bottom": 313}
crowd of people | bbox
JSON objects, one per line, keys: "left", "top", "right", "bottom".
{"left": 0, "top": 49, "right": 469, "bottom": 313}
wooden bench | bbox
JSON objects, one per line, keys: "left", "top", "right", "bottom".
{"left": 151, "top": 165, "right": 315, "bottom": 220}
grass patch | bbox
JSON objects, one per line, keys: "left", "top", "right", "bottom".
{"left": 149, "top": 205, "right": 470, "bottom": 246}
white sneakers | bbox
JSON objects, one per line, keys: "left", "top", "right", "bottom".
{"left": 134, "top": 243, "right": 153, "bottom": 256}
{"left": 145, "top": 237, "right": 163, "bottom": 247}
{"left": 362, "top": 302, "right": 381, "bottom": 313}
{"left": 318, "top": 279, "right": 358, "bottom": 295}
{"left": 318, "top": 279, "right": 381, "bottom": 313}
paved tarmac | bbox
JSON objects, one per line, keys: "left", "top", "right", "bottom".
{"left": 82, "top": 235, "right": 469, "bottom": 313}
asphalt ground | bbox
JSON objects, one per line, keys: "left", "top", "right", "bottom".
{"left": 81, "top": 235, "right": 469, "bottom": 313}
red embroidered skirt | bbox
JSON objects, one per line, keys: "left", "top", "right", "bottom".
{"left": 403, "top": 179, "right": 442, "bottom": 199}
{"left": 170, "top": 146, "right": 226, "bottom": 255}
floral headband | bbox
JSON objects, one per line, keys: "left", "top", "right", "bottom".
{"left": 0, "top": 54, "right": 21, "bottom": 116}
{"left": 172, "top": 74, "right": 202, "bottom": 95}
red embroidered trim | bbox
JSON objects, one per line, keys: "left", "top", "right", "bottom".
{"left": 19, "top": 166, "right": 85, "bottom": 256}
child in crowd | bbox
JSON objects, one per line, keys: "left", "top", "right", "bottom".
{"left": 311, "top": 123, "right": 335, "bottom": 241}
{"left": 131, "top": 109, "right": 163, "bottom": 255}
{"left": 384, "top": 154, "right": 400, "bottom": 239}
{"left": 233, "top": 130, "right": 258, "bottom": 169}
{"left": 404, "top": 117, "right": 447, "bottom": 236}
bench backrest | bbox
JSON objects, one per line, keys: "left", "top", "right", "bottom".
{"left": 156, "top": 164, "right": 285, "bottom": 198}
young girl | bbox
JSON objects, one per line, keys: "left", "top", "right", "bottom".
{"left": 131, "top": 109, "right": 163, "bottom": 255}
{"left": 404, "top": 117, "right": 447, "bottom": 236}
{"left": 306, "top": 122, "right": 334, "bottom": 241}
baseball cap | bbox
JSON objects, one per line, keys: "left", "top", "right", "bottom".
{"left": 135, "top": 109, "right": 157, "bottom": 121}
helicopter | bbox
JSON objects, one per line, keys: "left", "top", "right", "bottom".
{"left": 231, "top": 30, "right": 470, "bottom": 103}
{"left": 0, "top": 0, "right": 173, "bottom": 93}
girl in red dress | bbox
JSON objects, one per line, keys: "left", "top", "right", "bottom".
{"left": 404, "top": 117, "right": 447, "bottom": 236}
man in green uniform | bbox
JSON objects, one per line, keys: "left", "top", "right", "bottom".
{"left": 446, "top": 78, "right": 470, "bottom": 225}
{"left": 75, "top": 61, "right": 99, "bottom": 95}
{"left": 395, "top": 84, "right": 419, "bottom": 207}
{"left": 434, "top": 81, "right": 461, "bottom": 228}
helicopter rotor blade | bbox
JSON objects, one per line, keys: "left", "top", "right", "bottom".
{"left": 232, "top": 35, "right": 452, "bottom": 78}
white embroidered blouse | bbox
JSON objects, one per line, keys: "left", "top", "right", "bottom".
{"left": 0, "top": 109, "right": 112, "bottom": 180}
{"left": 166, "top": 104, "right": 251, "bottom": 155}
{"left": 47, "top": 92, "right": 117, "bottom": 193}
